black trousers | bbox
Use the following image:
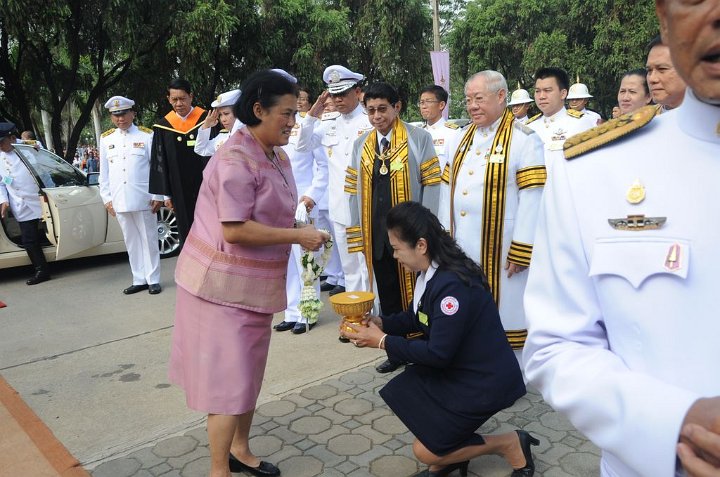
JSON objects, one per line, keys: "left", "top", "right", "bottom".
{"left": 19, "top": 219, "right": 49, "bottom": 272}
{"left": 373, "top": 244, "right": 405, "bottom": 366}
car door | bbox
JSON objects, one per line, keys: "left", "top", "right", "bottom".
{"left": 13, "top": 145, "right": 107, "bottom": 259}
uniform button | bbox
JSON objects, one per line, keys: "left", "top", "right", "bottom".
{"left": 468, "top": 170, "right": 474, "bottom": 175}
{"left": 123, "top": 181, "right": 127, "bottom": 184}
{"left": 462, "top": 190, "right": 468, "bottom": 195}
{"left": 460, "top": 211, "right": 466, "bottom": 217}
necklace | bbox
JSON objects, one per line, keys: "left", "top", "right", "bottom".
{"left": 266, "top": 151, "right": 296, "bottom": 203}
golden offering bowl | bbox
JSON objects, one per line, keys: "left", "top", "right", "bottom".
{"left": 329, "top": 291, "right": 375, "bottom": 334}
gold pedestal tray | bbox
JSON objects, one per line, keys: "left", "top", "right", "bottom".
{"left": 329, "top": 291, "right": 375, "bottom": 334}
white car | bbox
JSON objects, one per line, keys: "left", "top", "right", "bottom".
{"left": 0, "top": 144, "right": 180, "bottom": 270}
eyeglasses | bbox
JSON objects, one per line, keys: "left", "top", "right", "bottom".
{"left": 463, "top": 93, "right": 496, "bottom": 107}
{"left": 417, "top": 100, "right": 439, "bottom": 106}
{"left": 366, "top": 105, "right": 393, "bottom": 115}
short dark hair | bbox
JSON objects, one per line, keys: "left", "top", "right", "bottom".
{"left": 167, "top": 79, "right": 193, "bottom": 95}
{"left": 298, "top": 86, "right": 313, "bottom": 103}
{"left": 420, "top": 85, "right": 448, "bottom": 103}
{"left": 622, "top": 68, "right": 650, "bottom": 96}
{"left": 234, "top": 70, "right": 299, "bottom": 126}
{"left": 534, "top": 67, "right": 569, "bottom": 92}
{"left": 646, "top": 35, "right": 664, "bottom": 55}
{"left": 363, "top": 82, "right": 400, "bottom": 105}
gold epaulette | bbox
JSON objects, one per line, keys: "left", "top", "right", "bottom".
{"left": 564, "top": 105, "right": 658, "bottom": 160}
{"left": 525, "top": 113, "right": 542, "bottom": 125}
{"left": 566, "top": 109, "right": 584, "bottom": 119}
{"left": 22, "top": 140, "right": 38, "bottom": 145}
{"left": 138, "top": 125, "right": 153, "bottom": 134}
{"left": 219, "top": 129, "right": 229, "bottom": 133}
{"left": 101, "top": 128, "right": 116, "bottom": 138}
{"left": 445, "top": 122, "right": 459, "bottom": 129}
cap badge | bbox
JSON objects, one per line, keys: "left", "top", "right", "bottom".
{"left": 217, "top": 94, "right": 223, "bottom": 102}
{"left": 113, "top": 99, "right": 120, "bottom": 107}
{"left": 329, "top": 69, "right": 341, "bottom": 84}
{"left": 626, "top": 179, "right": 645, "bottom": 204}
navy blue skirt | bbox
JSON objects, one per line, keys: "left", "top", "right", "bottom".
{"left": 379, "top": 365, "right": 500, "bottom": 456}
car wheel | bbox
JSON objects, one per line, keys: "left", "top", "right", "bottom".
{"left": 157, "top": 207, "right": 181, "bottom": 258}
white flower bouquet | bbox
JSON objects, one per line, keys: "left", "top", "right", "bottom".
{"left": 298, "top": 231, "right": 334, "bottom": 332}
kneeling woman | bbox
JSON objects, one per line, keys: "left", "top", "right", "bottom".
{"left": 344, "top": 201, "right": 539, "bottom": 477}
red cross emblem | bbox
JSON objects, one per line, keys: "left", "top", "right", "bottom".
{"left": 440, "top": 296, "right": 459, "bottom": 316}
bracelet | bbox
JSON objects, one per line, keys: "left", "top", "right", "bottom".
{"left": 378, "top": 334, "right": 388, "bottom": 350}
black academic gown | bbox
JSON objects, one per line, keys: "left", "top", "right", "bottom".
{"left": 379, "top": 268, "right": 526, "bottom": 456}
{"left": 149, "top": 108, "right": 208, "bottom": 243}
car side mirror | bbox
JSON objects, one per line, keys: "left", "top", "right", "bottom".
{"left": 86, "top": 172, "right": 100, "bottom": 186}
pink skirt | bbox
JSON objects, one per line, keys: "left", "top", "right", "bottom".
{"left": 169, "top": 286, "right": 273, "bottom": 415}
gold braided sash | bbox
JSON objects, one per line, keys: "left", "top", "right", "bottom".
{"left": 358, "top": 118, "right": 415, "bottom": 309}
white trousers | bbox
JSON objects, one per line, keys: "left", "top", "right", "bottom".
{"left": 332, "top": 221, "right": 370, "bottom": 293}
{"left": 116, "top": 210, "right": 161, "bottom": 285}
{"left": 285, "top": 244, "right": 321, "bottom": 324}
{"left": 316, "top": 209, "right": 343, "bottom": 286}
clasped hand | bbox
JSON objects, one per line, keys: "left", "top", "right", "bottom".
{"left": 341, "top": 315, "right": 384, "bottom": 348}
{"left": 297, "top": 224, "right": 330, "bottom": 251}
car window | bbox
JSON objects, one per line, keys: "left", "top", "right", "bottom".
{"left": 13, "top": 145, "right": 86, "bottom": 188}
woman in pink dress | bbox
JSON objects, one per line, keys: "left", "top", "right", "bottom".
{"left": 170, "top": 70, "right": 330, "bottom": 477}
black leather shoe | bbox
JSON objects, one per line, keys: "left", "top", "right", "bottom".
{"left": 376, "top": 359, "right": 403, "bottom": 374}
{"left": 511, "top": 430, "right": 540, "bottom": 476}
{"left": 148, "top": 284, "right": 162, "bottom": 294}
{"left": 412, "top": 460, "right": 469, "bottom": 476}
{"left": 320, "top": 281, "right": 335, "bottom": 292}
{"left": 123, "top": 284, "right": 149, "bottom": 295}
{"left": 338, "top": 335, "right": 351, "bottom": 343}
{"left": 291, "top": 322, "right": 316, "bottom": 334}
{"left": 328, "top": 285, "right": 346, "bottom": 296}
{"left": 26, "top": 271, "right": 50, "bottom": 285}
{"left": 229, "top": 453, "right": 280, "bottom": 476}
{"left": 273, "top": 320, "right": 296, "bottom": 332}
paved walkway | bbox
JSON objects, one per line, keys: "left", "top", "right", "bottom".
{"left": 90, "top": 365, "right": 601, "bottom": 477}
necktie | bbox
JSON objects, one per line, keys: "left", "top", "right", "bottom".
{"left": 381, "top": 137, "right": 390, "bottom": 154}
{"left": 379, "top": 138, "right": 390, "bottom": 175}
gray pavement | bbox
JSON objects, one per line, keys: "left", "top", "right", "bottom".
{"left": 91, "top": 364, "right": 601, "bottom": 477}
{"left": 2, "top": 254, "right": 602, "bottom": 476}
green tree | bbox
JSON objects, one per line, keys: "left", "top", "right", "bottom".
{"left": 447, "top": 0, "right": 658, "bottom": 117}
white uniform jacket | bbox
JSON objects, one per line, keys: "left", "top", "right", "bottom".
{"left": 439, "top": 118, "right": 545, "bottom": 338}
{"left": 0, "top": 149, "right": 42, "bottom": 221}
{"left": 527, "top": 107, "right": 596, "bottom": 152}
{"left": 523, "top": 90, "right": 720, "bottom": 477}
{"left": 422, "top": 118, "right": 461, "bottom": 171}
{"left": 296, "top": 104, "right": 372, "bottom": 225}
{"left": 194, "top": 127, "right": 230, "bottom": 157}
{"left": 284, "top": 112, "right": 329, "bottom": 210}
{"left": 99, "top": 124, "right": 161, "bottom": 212}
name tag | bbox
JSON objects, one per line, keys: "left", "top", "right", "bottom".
{"left": 2, "top": 175, "right": 13, "bottom": 186}
{"left": 433, "top": 138, "right": 444, "bottom": 146}
{"left": 108, "top": 144, "right": 115, "bottom": 149}
{"left": 549, "top": 140, "right": 564, "bottom": 151}
{"left": 488, "top": 154, "right": 505, "bottom": 164}
{"left": 133, "top": 142, "right": 145, "bottom": 148}
{"left": 187, "top": 140, "right": 196, "bottom": 146}
{"left": 418, "top": 311, "right": 429, "bottom": 326}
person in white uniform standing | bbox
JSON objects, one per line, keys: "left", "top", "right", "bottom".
{"left": 194, "top": 89, "right": 241, "bottom": 157}
{"left": 566, "top": 80, "right": 603, "bottom": 125}
{"left": 296, "top": 65, "right": 373, "bottom": 298}
{"left": 507, "top": 85, "right": 534, "bottom": 124}
{"left": 523, "top": 1, "right": 720, "bottom": 475}
{"left": 526, "top": 67, "right": 596, "bottom": 157}
{"left": 269, "top": 77, "right": 331, "bottom": 335}
{"left": 99, "top": 96, "right": 163, "bottom": 295}
{"left": 418, "top": 84, "right": 460, "bottom": 171}
{"left": 439, "top": 71, "right": 546, "bottom": 356}
{"left": 0, "top": 122, "right": 51, "bottom": 285}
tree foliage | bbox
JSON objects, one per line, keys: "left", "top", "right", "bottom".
{"left": 448, "top": 0, "right": 659, "bottom": 117}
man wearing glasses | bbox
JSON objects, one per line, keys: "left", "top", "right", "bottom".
{"left": 418, "top": 85, "right": 460, "bottom": 171}
{"left": 297, "top": 65, "right": 374, "bottom": 300}
{"left": 439, "top": 71, "right": 546, "bottom": 359}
